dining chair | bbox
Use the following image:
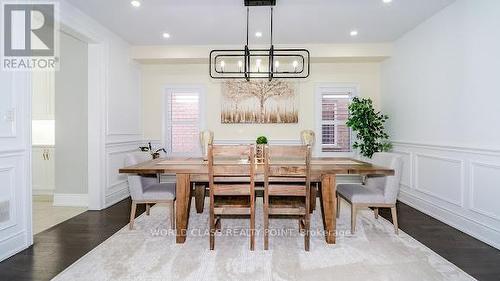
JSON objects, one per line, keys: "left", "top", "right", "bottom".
{"left": 336, "top": 152, "right": 403, "bottom": 234}
{"left": 264, "top": 145, "right": 312, "bottom": 251}
{"left": 125, "top": 152, "right": 176, "bottom": 230}
{"left": 300, "top": 130, "right": 318, "bottom": 213}
{"left": 208, "top": 144, "right": 256, "bottom": 250}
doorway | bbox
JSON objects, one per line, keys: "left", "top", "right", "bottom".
{"left": 31, "top": 30, "right": 89, "bottom": 234}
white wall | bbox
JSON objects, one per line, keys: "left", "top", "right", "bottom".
{"left": 53, "top": 32, "right": 88, "bottom": 205}
{"left": 381, "top": 0, "right": 500, "bottom": 249}
{"left": 142, "top": 62, "right": 381, "bottom": 143}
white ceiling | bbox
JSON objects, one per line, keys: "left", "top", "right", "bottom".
{"left": 66, "top": 0, "right": 455, "bottom": 45}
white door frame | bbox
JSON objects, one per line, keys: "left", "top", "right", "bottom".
{"left": 56, "top": 23, "right": 107, "bottom": 211}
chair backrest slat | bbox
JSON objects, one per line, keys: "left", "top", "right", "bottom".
{"left": 208, "top": 144, "right": 255, "bottom": 180}
{"left": 264, "top": 145, "right": 311, "bottom": 180}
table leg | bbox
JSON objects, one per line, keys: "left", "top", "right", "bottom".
{"left": 194, "top": 183, "right": 206, "bottom": 214}
{"left": 176, "top": 173, "right": 192, "bottom": 243}
{"left": 321, "top": 174, "right": 337, "bottom": 244}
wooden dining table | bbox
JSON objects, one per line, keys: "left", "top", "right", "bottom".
{"left": 119, "top": 156, "right": 394, "bottom": 245}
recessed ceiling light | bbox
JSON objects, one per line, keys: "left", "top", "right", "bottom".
{"left": 162, "top": 33, "right": 170, "bottom": 39}
{"left": 382, "top": 0, "right": 393, "bottom": 3}
{"left": 130, "top": 0, "right": 141, "bottom": 8}
{"left": 255, "top": 32, "right": 262, "bottom": 38}
{"left": 350, "top": 30, "right": 358, "bottom": 37}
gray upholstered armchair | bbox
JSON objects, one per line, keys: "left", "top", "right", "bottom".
{"left": 336, "top": 152, "right": 403, "bottom": 234}
{"left": 125, "top": 152, "right": 176, "bottom": 230}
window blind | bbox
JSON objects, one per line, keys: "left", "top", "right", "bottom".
{"left": 166, "top": 92, "right": 201, "bottom": 156}
{"left": 320, "top": 93, "right": 351, "bottom": 153}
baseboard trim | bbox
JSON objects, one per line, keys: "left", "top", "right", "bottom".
{"left": 53, "top": 193, "right": 88, "bottom": 207}
{"left": 0, "top": 230, "right": 28, "bottom": 262}
{"left": 32, "top": 189, "right": 54, "bottom": 196}
{"left": 399, "top": 190, "right": 500, "bottom": 250}
{"left": 105, "top": 187, "right": 130, "bottom": 208}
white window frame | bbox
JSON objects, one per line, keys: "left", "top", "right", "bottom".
{"left": 314, "top": 83, "right": 359, "bottom": 157}
{"left": 163, "top": 85, "right": 206, "bottom": 157}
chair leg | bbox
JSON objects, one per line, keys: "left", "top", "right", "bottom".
{"left": 351, "top": 204, "right": 357, "bottom": 234}
{"left": 194, "top": 184, "right": 205, "bottom": 214}
{"left": 171, "top": 200, "right": 175, "bottom": 230}
{"left": 374, "top": 207, "right": 379, "bottom": 219}
{"left": 336, "top": 193, "right": 340, "bottom": 218}
{"left": 250, "top": 205, "right": 255, "bottom": 251}
{"left": 129, "top": 201, "right": 137, "bottom": 230}
{"left": 146, "top": 204, "right": 150, "bottom": 216}
{"left": 304, "top": 214, "right": 310, "bottom": 251}
{"left": 391, "top": 206, "right": 399, "bottom": 234}
{"left": 310, "top": 186, "right": 317, "bottom": 213}
{"left": 264, "top": 202, "right": 269, "bottom": 250}
{"left": 209, "top": 212, "right": 215, "bottom": 250}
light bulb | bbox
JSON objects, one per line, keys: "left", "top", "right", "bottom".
{"left": 274, "top": 60, "right": 280, "bottom": 71}
{"left": 220, "top": 61, "right": 225, "bottom": 72}
{"left": 131, "top": 0, "right": 141, "bottom": 8}
{"left": 238, "top": 60, "right": 243, "bottom": 72}
{"left": 292, "top": 60, "right": 298, "bottom": 72}
{"left": 256, "top": 59, "right": 262, "bottom": 72}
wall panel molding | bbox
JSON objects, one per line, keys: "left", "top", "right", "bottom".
{"left": 392, "top": 140, "right": 500, "bottom": 156}
{"left": 0, "top": 166, "right": 16, "bottom": 231}
{"left": 414, "top": 153, "right": 464, "bottom": 207}
{"left": 104, "top": 140, "right": 143, "bottom": 207}
{"left": 469, "top": 161, "right": 500, "bottom": 221}
{"left": 393, "top": 142, "right": 500, "bottom": 250}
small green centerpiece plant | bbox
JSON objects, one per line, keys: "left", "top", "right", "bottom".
{"left": 346, "top": 97, "right": 392, "bottom": 158}
{"left": 256, "top": 136, "right": 268, "bottom": 145}
{"left": 255, "top": 136, "right": 268, "bottom": 163}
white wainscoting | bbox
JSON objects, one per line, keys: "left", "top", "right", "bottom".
{"left": 392, "top": 141, "right": 500, "bottom": 250}
{"left": 0, "top": 71, "right": 31, "bottom": 262}
{"left": 105, "top": 140, "right": 143, "bottom": 207}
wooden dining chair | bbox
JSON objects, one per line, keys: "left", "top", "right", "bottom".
{"left": 208, "top": 144, "right": 256, "bottom": 250}
{"left": 264, "top": 145, "right": 312, "bottom": 251}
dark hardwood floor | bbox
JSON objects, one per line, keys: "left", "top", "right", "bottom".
{"left": 0, "top": 198, "right": 499, "bottom": 281}
{"left": 379, "top": 204, "right": 500, "bottom": 281}
{"left": 0, "top": 199, "right": 145, "bottom": 281}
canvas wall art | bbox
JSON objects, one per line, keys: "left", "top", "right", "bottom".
{"left": 221, "top": 80, "right": 298, "bottom": 124}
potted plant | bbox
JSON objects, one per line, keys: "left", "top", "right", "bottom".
{"left": 346, "top": 97, "right": 392, "bottom": 158}
{"left": 139, "top": 142, "right": 167, "bottom": 159}
{"left": 255, "top": 136, "right": 268, "bottom": 162}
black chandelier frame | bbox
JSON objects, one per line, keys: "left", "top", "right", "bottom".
{"left": 209, "top": 1, "right": 310, "bottom": 81}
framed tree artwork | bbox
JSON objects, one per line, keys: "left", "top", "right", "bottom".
{"left": 221, "top": 80, "right": 298, "bottom": 124}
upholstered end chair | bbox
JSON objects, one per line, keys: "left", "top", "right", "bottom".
{"left": 125, "top": 152, "right": 176, "bottom": 230}
{"left": 336, "top": 152, "right": 403, "bottom": 234}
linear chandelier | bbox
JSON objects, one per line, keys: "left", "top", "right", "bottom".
{"left": 209, "top": 0, "right": 310, "bottom": 81}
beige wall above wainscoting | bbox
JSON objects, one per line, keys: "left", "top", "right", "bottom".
{"left": 141, "top": 61, "right": 381, "bottom": 142}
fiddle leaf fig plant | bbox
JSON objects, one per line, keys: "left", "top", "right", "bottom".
{"left": 346, "top": 97, "right": 392, "bottom": 158}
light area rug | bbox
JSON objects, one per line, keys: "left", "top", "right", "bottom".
{"left": 52, "top": 199, "right": 475, "bottom": 281}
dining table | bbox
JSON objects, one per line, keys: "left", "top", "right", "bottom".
{"left": 119, "top": 156, "right": 394, "bottom": 244}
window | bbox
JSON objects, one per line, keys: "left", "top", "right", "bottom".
{"left": 164, "top": 86, "right": 205, "bottom": 156}
{"left": 315, "top": 85, "right": 356, "bottom": 155}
